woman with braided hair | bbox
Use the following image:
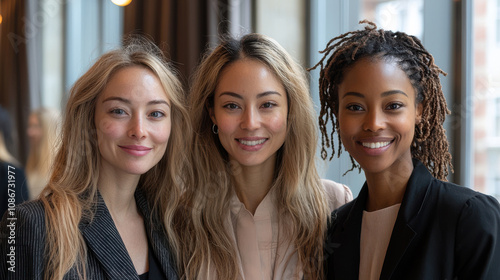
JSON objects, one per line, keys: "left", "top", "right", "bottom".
{"left": 311, "top": 21, "right": 500, "bottom": 279}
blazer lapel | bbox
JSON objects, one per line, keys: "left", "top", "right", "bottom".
{"left": 379, "top": 219, "right": 416, "bottom": 280}
{"left": 79, "top": 193, "right": 138, "bottom": 279}
{"left": 328, "top": 185, "right": 369, "bottom": 279}
{"left": 135, "top": 189, "right": 178, "bottom": 280}
{"left": 379, "top": 160, "right": 433, "bottom": 280}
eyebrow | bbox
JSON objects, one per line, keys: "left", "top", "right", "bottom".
{"left": 102, "top": 96, "right": 170, "bottom": 107}
{"left": 342, "top": 90, "right": 408, "bottom": 99}
{"left": 218, "top": 91, "right": 282, "bottom": 99}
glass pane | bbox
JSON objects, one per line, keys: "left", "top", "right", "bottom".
{"left": 473, "top": 0, "right": 500, "bottom": 199}
{"left": 360, "top": 0, "right": 424, "bottom": 39}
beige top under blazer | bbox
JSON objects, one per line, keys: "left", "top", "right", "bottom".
{"left": 200, "top": 179, "right": 353, "bottom": 279}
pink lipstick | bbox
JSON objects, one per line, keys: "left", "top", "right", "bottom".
{"left": 119, "top": 145, "right": 152, "bottom": 156}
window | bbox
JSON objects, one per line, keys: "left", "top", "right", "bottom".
{"left": 496, "top": 0, "right": 500, "bottom": 44}
{"left": 473, "top": 0, "right": 500, "bottom": 200}
{"left": 496, "top": 98, "right": 500, "bottom": 137}
{"left": 360, "top": 0, "right": 423, "bottom": 39}
{"left": 31, "top": 0, "right": 123, "bottom": 112}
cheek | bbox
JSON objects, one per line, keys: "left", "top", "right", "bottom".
{"left": 152, "top": 121, "right": 172, "bottom": 146}
{"left": 337, "top": 114, "right": 358, "bottom": 148}
{"left": 268, "top": 114, "right": 287, "bottom": 133}
{"left": 338, "top": 113, "right": 356, "bottom": 135}
{"left": 338, "top": 129, "right": 351, "bottom": 150}
{"left": 392, "top": 115, "right": 416, "bottom": 139}
{"left": 96, "top": 118, "right": 123, "bottom": 144}
{"left": 267, "top": 106, "right": 288, "bottom": 132}
{"left": 214, "top": 114, "right": 235, "bottom": 135}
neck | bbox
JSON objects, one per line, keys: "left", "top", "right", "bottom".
{"left": 232, "top": 157, "right": 276, "bottom": 215}
{"left": 364, "top": 158, "right": 414, "bottom": 212}
{"left": 97, "top": 169, "right": 141, "bottom": 221}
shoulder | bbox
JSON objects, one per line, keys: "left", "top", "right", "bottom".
{"left": 1, "top": 200, "right": 46, "bottom": 240}
{"left": 0, "top": 200, "right": 46, "bottom": 279}
{"left": 2, "top": 200, "right": 45, "bottom": 222}
{"left": 429, "top": 178, "right": 499, "bottom": 211}
{"left": 450, "top": 186, "right": 500, "bottom": 227}
{"left": 427, "top": 178, "right": 500, "bottom": 234}
{"left": 321, "top": 179, "right": 353, "bottom": 212}
{"left": 431, "top": 182, "right": 500, "bottom": 278}
{"left": 326, "top": 198, "right": 358, "bottom": 240}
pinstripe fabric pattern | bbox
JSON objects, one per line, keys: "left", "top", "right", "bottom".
{"left": 0, "top": 199, "right": 46, "bottom": 279}
{"left": 0, "top": 189, "right": 178, "bottom": 279}
{"left": 134, "top": 189, "right": 178, "bottom": 280}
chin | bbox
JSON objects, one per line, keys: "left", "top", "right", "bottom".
{"left": 123, "top": 166, "right": 155, "bottom": 175}
{"left": 355, "top": 159, "right": 389, "bottom": 174}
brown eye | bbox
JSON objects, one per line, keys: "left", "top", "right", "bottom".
{"left": 347, "top": 104, "right": 363, "bottom": 111}
{"left": 223, "top": 103, "right": 239, "bottom": 110}
{"left": 261, "top": 102, "right": 276, "bottom": 109}
{"left": 386, "top": 103, "right": 403, "bottom": 110}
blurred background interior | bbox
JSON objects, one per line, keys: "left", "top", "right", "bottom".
{"left": 0, "top": 0, "right": 498, "bottom": 199}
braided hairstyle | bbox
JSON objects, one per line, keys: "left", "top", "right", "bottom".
{"left": 310, "top": 20, "right": 453, "bottom": 180}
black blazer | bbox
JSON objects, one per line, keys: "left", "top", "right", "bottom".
{"left": 0, "top": 188, "right": 178, "bottom": 280}
{"left": 324, "top": 159, "right": 500, "bottom": 280}
{"left": 0, "top": 161, "right": 29, "bottom": 217}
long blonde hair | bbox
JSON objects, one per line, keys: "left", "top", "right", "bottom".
{"left": 26, "top": 108, "right": 61, "bottom": 199}
{"left": 176, "top": 33, "right": 329, "bottom": 279}
{"left": 39, "top": 37, "right": 191, "bottom": 279}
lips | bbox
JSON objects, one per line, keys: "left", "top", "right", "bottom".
{"left": 238, "top": 138, "right": 266, "bottom": 146}
{"left": 119, "top": 145, "right": 152, "bottom": 156}
{"left": 356, "top": 138, "right": 394, "bottom": 156}
{"left": 235, "top": 137, "right": 267, "bottom": 151}
{"left": 361, "top": 141, "right": 391, "bottom": 149}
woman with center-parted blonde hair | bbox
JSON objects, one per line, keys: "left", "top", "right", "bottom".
{"left": 26, "top": 107, "right": 61, "bottom": 199}
{"left": 174, "top": 33, "right": 352, "bottom": 280}
{"left": 0, "top": 37, "right": 191, "bottom": 280}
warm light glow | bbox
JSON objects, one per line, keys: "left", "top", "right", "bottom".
{"left": 0, "top": 14, "right": 3, "bottom": 25}
{"left": 111, "top": 0, "right": 132, "bottom": 7}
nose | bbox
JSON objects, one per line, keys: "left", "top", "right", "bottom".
{"left": 362, "top": 109, "right": 386, "bottom": 132}
{"left": 240, "top": 107, "right": 261, "bottom": 131}
{"left": 128, "top": 115, "right": 146, "bottom": 139}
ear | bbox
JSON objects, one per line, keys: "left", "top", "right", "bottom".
{"left": 415, "top": 102, "right": 423, "bottom": 124}
{"left": 207, "top": 104, "right": 217, "bottom": 125}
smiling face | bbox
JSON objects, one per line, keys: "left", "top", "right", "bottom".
{"left": 210, "top": 58, "right": 288, "bottom": 169}
{"left": 337, "top": 57, "right": 422, "bottom": 176}
{"left": 94, "top": 66, "right": 171, "bottom": 177}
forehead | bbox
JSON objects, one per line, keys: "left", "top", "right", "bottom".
{"left": 339, "top": 57, "right": 415, "bottom": 99}
{"left": 215, "top": 59, "right": 285, "bottom": 97}
{"left": 98, "top": 66, "right": 169, "bottom": 102}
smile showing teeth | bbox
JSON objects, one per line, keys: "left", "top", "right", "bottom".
{"left": 361, "top": 141, "right": 391, "bottom": 149}
{"left": 238, "top": 139, "right": 266, "bottom": 146}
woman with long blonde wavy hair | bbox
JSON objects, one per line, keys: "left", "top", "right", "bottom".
{"left": 175, "top": 33, "right": 352, "bottom": 279}
{"left": 0, "top": 37, "right": 190, "bottom": 280}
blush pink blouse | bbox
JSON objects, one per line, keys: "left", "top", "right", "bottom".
{"left": 199, "top": 179, "right": 352, "bottom": 279}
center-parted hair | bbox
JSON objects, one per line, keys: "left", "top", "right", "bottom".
{"left": 176, "top": 33, "right": 330, "bottom": 280}
{"left": 310, "top": 20, "right": 452, "bottom": 180}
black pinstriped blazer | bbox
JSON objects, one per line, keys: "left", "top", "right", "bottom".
{"left": 0, "top": 188, "right": 178, "bottom": 279}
